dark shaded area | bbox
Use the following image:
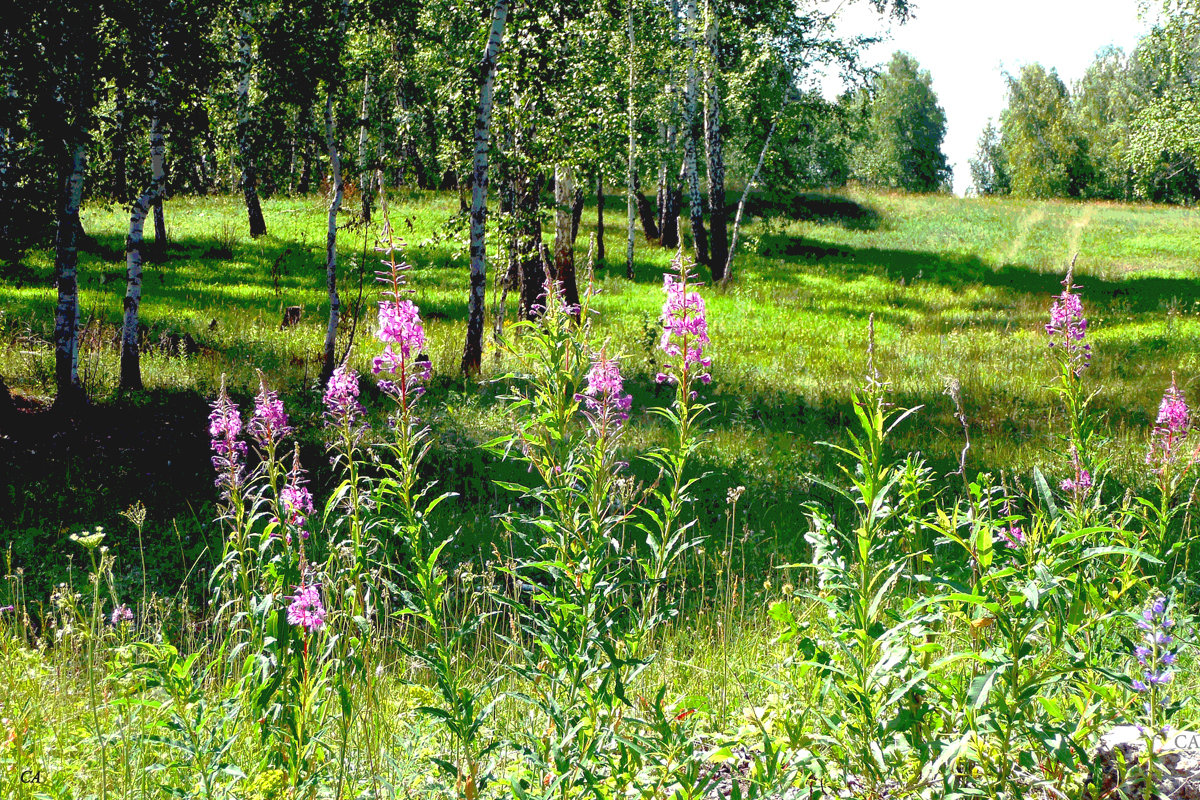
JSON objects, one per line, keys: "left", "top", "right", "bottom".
{"left": 740, "top": 191, "right": 881, "bottom": 231}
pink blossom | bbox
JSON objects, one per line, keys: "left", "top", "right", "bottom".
{"left": 324, "top": 366, "right": 363, "bottom": 425}
{"left": 1045, "top": 274, "right": 1091, "bottom": 374}
{"left": 208, "top": 378, "right": 245, "bottom": 492}
{"left": 578, "top": 350, "right": 633, "bottom": 425}
{"left": 1148, "top": 377, "right": 1190, "bottom": 471}
{"left": 287, "top": 584, "right": 326, "bottom": 632}
{"left": 248, "top": 377, "right": 292, "bottom": 447}
{"left": 658, "top": 264, "right": 712, "bottom": 386}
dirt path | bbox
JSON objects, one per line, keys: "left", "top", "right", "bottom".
{"left": 1004, "top": 204, "right": 1046, "bottom": 264}
{"left": 1066, "top": 204, "right": 1096, "bottom": 262}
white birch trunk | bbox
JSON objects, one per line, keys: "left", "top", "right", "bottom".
{"left": 702, "top": 0, "right": 727, "bottom": 280}
{"left": 321, "top": 91, "right": 344, "bottom": 384}
{"left": 357, "top": 61, "right": 372, "bottom": 223}
{"left": 54, "top": 144, "right": 87, "bottom": 408}
{"left": 150, "top": 20, "right": 167, "bottom": 247}
{"left": 681, "top": 0, "right": 708, "bottom": 266}
{"left": 553, "top": 163, "right": 580, "bottom": 311}
{"left": 121, "top": 186, "right": 154, "bottom": 390}
{"left": 724, "top": 115, "right": 777, "bottom": 284}
{"left": 626, "top": 0, "right": 637, "bottom": 279}
{"left": 235, "top": 10, "right": 266, "bottom": 237}
{"left": 462, "top": 0, "right": 509, "bottom": 376}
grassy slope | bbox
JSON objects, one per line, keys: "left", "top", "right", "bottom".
{"left": 1, "top": 188, "right": 1198, "bottom": 588}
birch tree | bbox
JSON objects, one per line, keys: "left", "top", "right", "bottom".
{"left": 702, "top": 0, "right": 727, "bottom": 279}
{"left": 680, "top": 0, "right": 708, "bottom": 267}
{"left": 234, "top": 6, "right": 267, "bottom": 237}
{"left": 461, "top": 0, "right": 509, "bottom": 376}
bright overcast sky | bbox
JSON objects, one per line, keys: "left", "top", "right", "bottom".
{"left": 815, "top": 0, "right": 1156, "bottom": 195}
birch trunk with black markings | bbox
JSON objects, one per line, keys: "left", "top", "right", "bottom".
{"left": 320, "top": 91, "right": 344, "bottom": 385}
{"left": 120, "top": 185, "right": 155, "bottom": 390}
{"left": 681, "top": 0, "right": 708, "bottom": 267}
{"left": 357, "top": 62, "right": 372, "bottom": 223}
{"left": 54, "top": 144, "right": 87, "bottom": 409}
{"left": 553, "top": 163, "right": 580, "bottom": 312}
{"left": 702, "top": 0, "right": 726, "bottom": 280}
{"left": 462, "top": 0, "right": 509, "bottom": 376}
{"left": 235, "top": 10, "right": 266, "bottom": 237}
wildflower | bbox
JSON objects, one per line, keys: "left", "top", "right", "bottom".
{"left": 248, "top": 375, "right": 292, "bottom": 447}
{"left": 208, "top": 376, "right": 245, "bottom": 489}
{"left": 1148, "top": 376, "right": 1190, "bottom": 471}
{"left": 1131, "top": 597, "right": 1176, "bottom": 694}
{"left": 998, "top": 501, "right": 1025, "bottom": 548}
{"left": 373, "top": 299, "right": 429, "bottom": 400}
{"left": 278, "top": 449, "right": 314, "bottom": 540}
{"left": 577, "top": 349, "right": 632, "bottom": 425}
{"left": 1045, "top": 271, "right": 1091, "bottom": 374}
{"left": 658, "top": 262, "right": 712, "bottom": 386}
{"left": 287, "top": 584, "right": 326, "bottom": 632}
{"left": 323, "top": 365, "right": 364, "bottom": 426}
{"left": 110, "top": 604, "right": 133, "bottom": 626}
{"left": 0, "top": 605, "right": 14, "bottom": 613}
{"left": 1060, "top": 445, "right": 1092, "bottom": 496}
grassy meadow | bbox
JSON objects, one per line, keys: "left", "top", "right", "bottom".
{"left": 2, "top": 189, "right": 1197, "bottom": 581}
{"left": 2, "top": 187, "right": 1199, "bottom": 798}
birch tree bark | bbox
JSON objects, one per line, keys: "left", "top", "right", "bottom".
{"left": 596, "top": 175, "right": 604, "bottom": 262}
{"left": 53, "top": 143, "right": 87, "bottom": 409}
{"left": 234, "top": 9, "right": 267, "bottom": 237}
{"left": 320, "top": 90, "right": 344, "bottom": 385}
{"left": 461, "top": 0, "right": 509, "bottom": 376}
{"left": 724, "top": 114, "right": 777, "bottom": 284}
{"left": 680, "top": 0, "right": 708, "bottom": 267}
{"left": 626, "top": 0, "right": 637, "bottom": 278}
{"left": 702, "top": 0, "right": 727, "bottom": 280}
{"left": 149, "top": 21, "right": 167, "bottom": 249}
{"left": 553, "top": 163, "right": 580, "bottom": 312}
{"left": 120, "top": 184, "right": 154, "bottom": 390}
{"left": 357, "top": 62, "right": 373, "bottom": 223}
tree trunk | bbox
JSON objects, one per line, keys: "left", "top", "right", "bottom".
{"left": 235, "top": 12, "right": 267, "bottom": 237}
{"left": 570, "top": 180, "right": 585, "bottom": 244}
{"left": 320, "top": 91, "right": 344, "bottom": 385}
{"left": 657, "top": 0, "right": 681, "bottom": 248}
{"left": 681, "top": 0, "right": 708, "bottom": 267}
{"left": 53, "top": 143, "right": 87, "bottom": 410}
{"left": 724, "top": 114, "right": 777, "bottom": 283}
{"left": 596, "top": 176, "right": 604, "bottom": 262}
{"left": 516, "top": 168, "right": 545, "bottom": 321}
{"left": 702, "top": 0, "right": 727, "bottom": 280}
{"left": 297, "top": 103, "right": 314, "bottom": 194}
{"left": 553, "top": 163, "right": 580, "bottom": 311}
{"left": 462, "top": 0, "right": 509, "bottom": 377}
{"left": 626, "top": 0, "right": 637, "bottom": 278}
{"left": 150, "top": 115, "right": 167, "bottom": 250}
{"left": 357, "top": 62, "right": 372, "bottom": 223}
{"left": 150, "top": 21, "right": 167, "bottom": 249}
{"left": 632, "top": 171, "right": 659, "bottom": 243}
{"left": 120, "top": 184, "right": 154, "bottom": 391}
{"left": 112, "top": 86, "right": 128, "bottom": 200}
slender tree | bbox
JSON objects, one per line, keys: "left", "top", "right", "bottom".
{"left": 462, "top": 0, "right": 509, "bottom": 376}
{"left": 680, "top": 0, "right": 708, "bottom": 267}
{"left": 702, "top": 0, "right": 727, "bottom": 279}
{"left": 234, "top": 6, "right": 267, "bottom": 237}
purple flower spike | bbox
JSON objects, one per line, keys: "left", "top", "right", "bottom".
{"left": 659, "top": 256, "right": 712, "bottom": 387}
{"left": 1046, "top": 272, "right": 1091, "bottom": 375}
{"left": 1148, "top": 376, "right": 1190, "bottom": 472}
{"left": 324, "top": 366, "right": 364, "bottom": 426}
{"left": 248, "top": 376, "right": 292, "bottom": 447}
{"left": 577, "top": 349, "right": 633, "bottom": 427}
{"left": 287, "top": 584, "right": 326, "bottom": 632}
{"left": 1130, "top": 596, "right": 1177, "bottom": 694}
{"left": 209, "top": 377, "right": 246, "bottom": 494}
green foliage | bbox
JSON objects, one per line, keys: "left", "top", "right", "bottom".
{"left": 850, "top": 52, "right": 951, "bottom": 193}
{"left": 1000, "top": 64, "right": 1091, "bottom": 199}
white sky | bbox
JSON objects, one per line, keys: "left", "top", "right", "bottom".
{"left": 815, "top": 0, "right": 1156, "bottom": 195}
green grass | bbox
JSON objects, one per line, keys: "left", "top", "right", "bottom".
{"left": 3, "top": 188, "right": 1199, "bottom": 595}
{"left": 2, "top": 187, "right": 1199, "bottom": 797}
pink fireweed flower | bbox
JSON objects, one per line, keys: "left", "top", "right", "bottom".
{"left": 657, "top": 261, "right": 712, "bottom": 386}
{"left": 577, "top": 350, "right": 633, "bottom": 426}
{"left": 323, "top": 365, "right": 364, "bottom": 426}
{"left": 248, "top": 376, "right": 292, "bottom": 447}
{"left": 110, "top": 604, "right": 133, "bottom": 625}
{"left": 1148, "top": 376, "right": 1189, "bottom": 471}
{"left": 1045, "top": 272, "right": 1091, "bottom": 374}
{"left": 287, "top": 584, "right": 326, "bottom": 632}
{"left": 373, "top": 300, "right": 430, "bottom": 400}
{"left": 998, "top": 500, "right": 1025, "bottom": 548}
{"left": 208, "top": 377, "right": 246, "bottom": 491}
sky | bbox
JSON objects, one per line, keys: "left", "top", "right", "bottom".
{"left": 815, "top": 0, "right": 1156, "bottom": 195}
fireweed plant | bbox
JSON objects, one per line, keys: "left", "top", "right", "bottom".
{"left": 483, "top": 253, "right": 711, "bottom": 798}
